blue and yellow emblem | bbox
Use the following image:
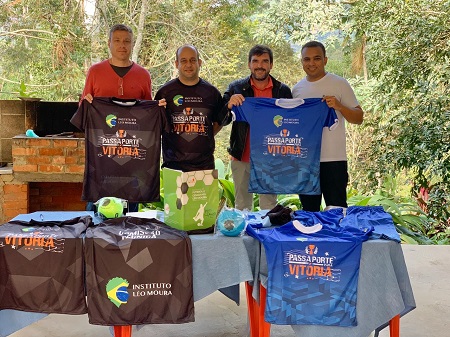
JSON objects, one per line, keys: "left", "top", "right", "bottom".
{"left": 106, "top": 277, "right": 129, "bottom": 307}
{"left": 106, "top": 114, "right": 117, "bottom": 128}
{"left": 173, "top": 95, "right": 184, "bottom": 106}
{"left": 273, "top": 115, "right": 283, "bottom": 127}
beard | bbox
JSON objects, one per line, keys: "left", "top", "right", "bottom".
{"left": 251, "top": 68, "right": 270, "bottom": 81}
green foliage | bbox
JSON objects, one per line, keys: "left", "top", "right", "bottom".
{"left": 133, "top": 0, "right": 266, "bottom": 93}
{"left": 277, "top": 195, "right": 301, "bottom": 211}
{"left": 219, "top": 178, "right": 236, "bottom": 208}
{"left": 18, "top": 80, "right": 37, "bottom": 98}
{"left": 253, "top": 0, "right": 346, "bottom": 47}
{"left": 0, "top": 0, "right": 90, "bottom": 101}
{"left": 346, "top": 0, "right": 450, "bottom": 227}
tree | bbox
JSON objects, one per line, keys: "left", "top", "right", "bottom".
{"left": 0, "top": 0, "right": 90, "bottom": 101}
{"left": 348, "top": 0, "right": 450, "bottom": 226}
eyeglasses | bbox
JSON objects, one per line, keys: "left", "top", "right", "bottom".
{"left": 118, "top": 77, "right": 124, "bottom": 96}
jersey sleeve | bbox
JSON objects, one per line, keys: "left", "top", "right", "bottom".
{"left": 154, "top": 88, "right": 163, "bottom": 101}
{"left": 231, "top": 103, "right": 250, "bottom": 123}
{"left": 70, "top": 99, "right": 89, "bottom": 132}
{"left": 245, "top": 224, "right": 275, "bottom": 242}
{"left": 325, "top": 107, "right": 339, "bottom": 130}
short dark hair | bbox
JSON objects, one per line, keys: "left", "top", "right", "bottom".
{"left": 175, "top": 44, "right": 200, "bottom": 61}
{"left": 248, "top": 45, "right": 273, "bottom": 63}
{"left": 301, "top": 41, "right": 326, "bottom": 57}
{"left": 109, "top": 24, "right": 133, "bottom": 40}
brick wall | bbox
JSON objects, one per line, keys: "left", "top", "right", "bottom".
{"left": 0, "top": 172, "right": 28, "bottom": 223}
{"left": 29, "top": 182, "right": 85, "bottom": 213}
{"left": 0, "top": 136, "right": 86, "bottom": 223}
{"left": 12, "top": 137, "right": 85, "bottom": 178}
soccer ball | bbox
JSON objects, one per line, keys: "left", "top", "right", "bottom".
{"left": 97, "top": 197, "right": 124, "bottom": 219}
{"left": 216, "top": 208, "right": 246, "bottom": 237}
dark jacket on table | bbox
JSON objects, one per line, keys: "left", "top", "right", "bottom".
{"left": 221, "top": 75, "right": 292, "bottom": 160}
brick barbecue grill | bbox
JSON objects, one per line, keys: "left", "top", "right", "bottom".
{"left": 0, "top": 100, "right": 86, "bottom": 222}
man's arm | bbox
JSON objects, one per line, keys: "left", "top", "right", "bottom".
{"left": 213, "top": 122, "right": 222, "bottom": 136}
{"left": 79, "top": 69, "right": 94, "bottom": 105}
{"left": 323, "top": 95, "right": 364, "bottom": 125}
{"left": 218, "top": 84, "right": 235, "bottom": 126}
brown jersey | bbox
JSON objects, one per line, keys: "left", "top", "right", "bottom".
{"left": 84, "top": 216, "right": 194, "bottom": 325}
{"left": 71, "top": 97, "right": 169, "bottom": 202}
{"left": 0, "top": 216, "right": 91, "bottom": 314}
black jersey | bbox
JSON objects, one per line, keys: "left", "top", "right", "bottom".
{"left": 155, "top": 78, "right": 223, "bottom": 171}
{"left": 84, "top": 216, "right": 194, "bottom": 325}
{"left": 71, "top": 98, "right": 168, "bottom": 202}
{"left": 0, "top": 216, "right": 91, "bottom": 314}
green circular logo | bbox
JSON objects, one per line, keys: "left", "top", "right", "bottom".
{"left": 173, "top": 95, "right": 184, "bottom": 106}
{"left": 106, "top": 114, "right": 117, "bottom": 128}
{"left": 273, "top": 115, "right": 283, "bottom": 127}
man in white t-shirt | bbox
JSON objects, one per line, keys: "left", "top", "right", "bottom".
{"left": 292, "top": 41, "right": 364, "bottom": 211}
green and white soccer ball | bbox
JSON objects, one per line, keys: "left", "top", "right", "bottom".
{"left": 97, "top": 197, "right": 124, "bottom": 219}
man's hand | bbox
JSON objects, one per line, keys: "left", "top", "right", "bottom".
{"left": 322, "top": 95, "right": 341, "bottom": 110}
{"left": 227, "top": 94, "right": 245, "bottom": 109}
{"left": 322, "top": 95, "right": 364, "bottom": 125}
{"left": 158, "top": 98, "right": 167, "bottom": 107}
{"left": 84, "top": 93, "right": 94, "bottom": 103}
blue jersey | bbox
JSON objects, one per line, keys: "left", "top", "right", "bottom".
{"left": 232, "top": 97, "right": 338, "bottom": 194}
{"left": 342, "top": 206, "right": 401, "bottom": 242}
{"left": 246, "top": 212, "right": 372, "bottom": 326}
{"left": 293, "top": 206, "right": 401, "bottom": 242}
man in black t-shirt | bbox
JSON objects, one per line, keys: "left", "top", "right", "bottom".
{"left": 155, "top": 44, "right": 227, "bottom": 172}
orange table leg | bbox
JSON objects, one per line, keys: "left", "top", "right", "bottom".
{"left": 245, "top": 282, "right": 260, "bottom": 337}
{"left": 259, "top": 283, "right": 271, "bottom": 337}
{"left": 113, "top": 325, "right": 132, "bottom": 337}
{"left": 389, "top": 314, "right": 400, "bottom": 337}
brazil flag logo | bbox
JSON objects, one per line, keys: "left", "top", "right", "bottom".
{"left": 21, "top": 227, "right": 37, "bottom": 232}
{"left": 273, "top": 115, "right": 283, "bottom": 127}
{"left": 106, "top": 114, "right": 117, "bottom": 128}
{"left": 106, "top": 277, "right": 129, "bottom": 307}
{"left": 173, "top": 95, "right": 184, "bottom": 106}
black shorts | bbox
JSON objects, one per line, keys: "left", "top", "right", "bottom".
{"left": 299, "top": 161, "right": 348, "bottom": 212}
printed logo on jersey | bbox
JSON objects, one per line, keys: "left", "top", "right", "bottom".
{"left": 183, "top": 95, "right": 203, "bottom": 104}
{"left": 118, "top": 226, "right": 162, "bottom": 240}
{"left": 21, "top": 227, "right": 37, "bottom": 233}
{"left": 106, "top": 276, "right": 174, "bottom": 307}
{"left": 171, "top": 109, "right": 208, "bottom": 135}
{"left": 265, "top": 131, "right": 306, "bottom": 157}
{"left": 272, "top": 114, "right": 301, "bottom": 127}
{"left": 285, "top": 246, "right": 340, "bottom": 281}
{"left": 184, "top": 107, "right": 194, "bottom": 115}
{"left": 106, "top": 277, "right": 130, "bottom": 307}
{"left": 173, "top": 95, "right": 184, "bottom": 106}
{"left": 116, "top": 129, "right": 127, "bottom": 138}
{"left": 280, "top": 129, "right": 290, "bottom": 137}
{"left": 99, "top": 130, "right": 146, "bottom": 159}
{"left": 273, "top": 115, "right": 283, "bottom": 127}
{"left": 2, "top": 228, "right": 63, "bottom": 252}
{"left": 264, "top": 114, "right": 307, "bottom": 157}
{"left": 106, "top": 114, "right": 117, "bottom": 128}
